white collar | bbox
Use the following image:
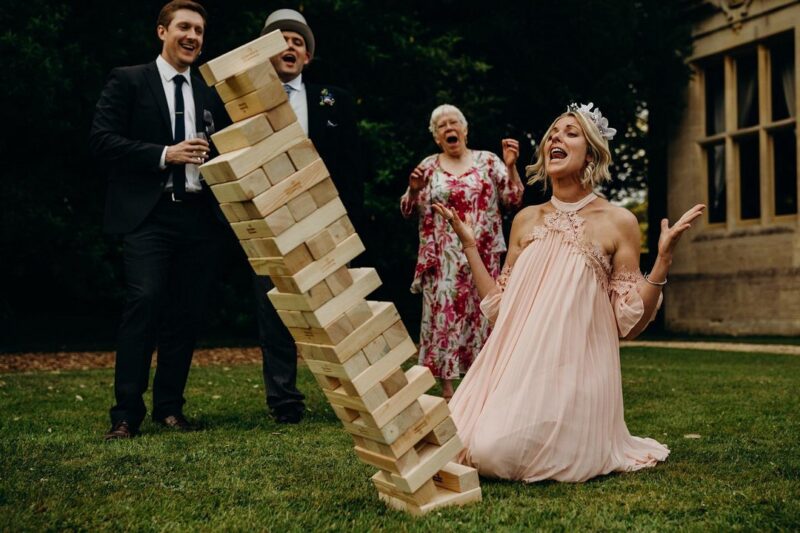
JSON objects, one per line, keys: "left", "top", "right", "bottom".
{"left": 156, "top": 55, "right": 191, "bottom": 85}
{"left": 283, "top": 74, "right": 304, "bottom": 92}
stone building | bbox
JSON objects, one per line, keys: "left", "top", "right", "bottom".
{"left": 667, "top": 0, "right": 799, "bottom": 334}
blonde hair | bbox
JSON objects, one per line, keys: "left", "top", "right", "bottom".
{"left": 525, "top": 111, "right": 612, "bottom": 189}
{"left": 428, "top": 104, "right": 468, "bottom": 138}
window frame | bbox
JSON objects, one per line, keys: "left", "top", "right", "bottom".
{"left": 696, "top": 30, "right": 799, "bottom": 229}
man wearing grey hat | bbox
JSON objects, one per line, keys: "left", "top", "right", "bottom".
{"left": 252, "top": 8, "right": 367, "bottom": 424}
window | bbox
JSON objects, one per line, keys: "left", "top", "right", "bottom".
{"left": 698, "top": 32, "right": 797, "bottom": 225}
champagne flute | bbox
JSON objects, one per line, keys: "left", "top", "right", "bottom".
{"left": 186, "top": 131, "right": 208, "bottom": 177}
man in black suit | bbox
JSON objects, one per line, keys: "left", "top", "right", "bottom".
{"left": 252, "top": 9, "right": 367, "bottom": 424}
{"left": 89, "top": 0, "right": 229, "bottom": 439}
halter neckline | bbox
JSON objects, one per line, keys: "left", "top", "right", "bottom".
{"left": 550, "top": 192, "right": 597, "bottom": 212}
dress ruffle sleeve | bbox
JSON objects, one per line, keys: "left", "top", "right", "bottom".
{"left": 608, "top": 269, "right": 663, "bottom": 337}
{"left": 487, "top": 152, "right": 523, "bottom": 209}
{"left": 480, "top": 263, "right": 513, "bottom": 323}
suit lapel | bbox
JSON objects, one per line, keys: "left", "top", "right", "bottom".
{"left": 144, "top": 62, "right": 173, "bottom": 140}
{"left": 305, "top": 83, "right": 325, "bottom": 140}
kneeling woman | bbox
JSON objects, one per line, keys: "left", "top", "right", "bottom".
{"left": 435, "top": 104, "right": 704, "bottom": 482}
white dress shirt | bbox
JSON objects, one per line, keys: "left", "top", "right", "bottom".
{"left": 156, "top": 55, "right": 202, "bottom": 192}
{"left": 284, "top": 74, "right": 309, "bottom": 135}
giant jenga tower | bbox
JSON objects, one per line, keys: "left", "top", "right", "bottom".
{"left": 198, "top": 31, "right": 481, "bottom": 516}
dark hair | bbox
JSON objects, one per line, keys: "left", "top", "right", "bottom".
{"left": 157, "top": 1, "right": 207, "bottom": 29}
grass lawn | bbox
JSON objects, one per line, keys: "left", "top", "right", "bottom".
{"left": 1, "top": 347, "right": 798, "bottom": 531}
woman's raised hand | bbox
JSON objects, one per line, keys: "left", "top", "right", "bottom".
{"left": 408, "top": 166, "right": 428, "bottom": 193}
{"left": 432, "top": 202, "right": 476, "bottom": 248}
{"left": 658, "top": 204, "right": 705, "bottom": 258}
{"left": 501, "top": 138, "right": 520, "bottom": 167}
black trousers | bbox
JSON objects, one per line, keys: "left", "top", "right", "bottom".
{"left": 252, "top": 273, "right": 305, "bottom": 415}
{"left": 110, "top": 195, "right": 226, "bottom": 428}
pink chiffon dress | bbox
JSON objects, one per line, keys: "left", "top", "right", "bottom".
{"left": 449, "top": 192, "right": 669, "bottom": 482}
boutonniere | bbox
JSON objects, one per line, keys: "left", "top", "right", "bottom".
{"left": 319, "top": 88, "right": 336, "bottom": 107}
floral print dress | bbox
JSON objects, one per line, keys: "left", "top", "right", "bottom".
{"left": 401, "top": 150, "right": 523, "bottom": 379}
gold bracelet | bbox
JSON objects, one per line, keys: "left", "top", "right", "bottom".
{"left": 644, "top": 273, "right": 667, "bottom": 286}
{"left": 462, "top": 242, "right": 477, "bottom": 250}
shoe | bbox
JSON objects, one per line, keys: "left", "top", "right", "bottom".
{"left": 156, "top": 414, "right": 196, "bottom": 432}
{"left": 273, "top": 410, "right": 304, "bottom": 424}
{"left": 104, "top": 420, "right": 136, "bottom": 440}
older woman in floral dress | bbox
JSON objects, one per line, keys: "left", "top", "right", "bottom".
{"left": 400, "top": 104, "right": 524, "bottom": 400}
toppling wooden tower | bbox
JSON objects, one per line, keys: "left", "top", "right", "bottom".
{"left": 198, "top": 31, "right": 481, "bottom": 516}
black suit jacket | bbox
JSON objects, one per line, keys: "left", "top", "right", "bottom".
{"left": 305, "top": 83, "right": 367, "bottom": 232}
{"left": 89, "top": 61, "right": 229, "bottom": 234}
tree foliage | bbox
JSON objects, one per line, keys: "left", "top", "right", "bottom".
{"left": 0, "top": 1, "right": 694, "bottom": 349}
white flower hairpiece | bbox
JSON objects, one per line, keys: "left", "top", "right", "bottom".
{"left": 567, "top": 102, "right": 617, "bottom": 140}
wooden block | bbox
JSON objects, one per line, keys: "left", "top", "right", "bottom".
{"left": 199, "top": 30, "right": 287, "bottom": 85}
{"left": 377, "top": 486, "right": 481, "bottom": 517}
{"left": 277, "top": 309, "right": 309, "bottom": 329}
{"left": 230, "top": 201, "right": 263, "bottom": 221}
{"left": 264, "top": 205, "right": 295, "bottom": 237}
{"left": 287, "top": 191, "right": 317, "bottom": 221}
{"left": 346, "top": 338, "right": 418, "bottom": 398}
{"left": 286, "top": 138, "right": 319, "bottom": 169}
{"left": 328, "top": 216, "right": 356, "bottom": 244}
{"left": 355, "top": 446, "right": 420, "bottom": 476}
{"left": 433, "top": 462, "right": 480, "bottom": 494}
{"left": 225, "top": 79, "right": 287, "bottom": 122}
{"left": 383, "top": 321, "right": 410, "bottom": 349}
{"left": 325, "top": 266, "right": 354, "bottom": 295}
{"left": 272, "top": 234, "right": 364, "bottom": 295}
{"left": 262, "top": 152, "right": 297, "bottom": 185}
{"left": 231, "top": 219, "right": 274, "bottom": 240}
{"left": 264, "top": 101, "right": 297, "bottom": 131}
{"left": 215, "top": 61, "right": 279, "bottom": 103}
{"left": 372, "top": 471, "right": 439, "bottom": 505}
{"left": 341, "top": 400, "right": 424, "bottom": 444}
{"left": 219, "top": 202, "right": 242, "bottom": 223}
{"left": 390, "top": 435, "right": 465, "bottom": 493}
{"left": 425, "top": 417, "right": 458, "bottom": 447}
{"left": 200, "top": 122, "right": 305, "bottom": 184}
{"left": 325, "top": 380, "right": 387, "bottom": 413}
{"left": 304, "top": 351, "right": 370, "bottom": 381}
{"left": 296, "top": 301, "right": 400, "bottom": 364}
{"left": 308, "top": 177, "right": 338, "bottom": 207}
{"left": 209, "top": 114, "right": 273, "bottom": 157}
{"left": 248, "top": 244, "right": 314, "bottom": 276}
{"left": 267, "top": 279, "right": 334, "bottom": 312}
{"left": 252, "top": 158, "right": 330, "bottom": 217}
{"left": 363, "top": 334, "right": 391, "bottom": 365}
{"left": 311, "top": 372, "right": 341, "bottom": 392}
{"left": 331, "top": 405, "right": 360, "bottom": 423}
{"left": 302, "top": 269, "right": 381, "bottom": 328}
{"left": 289, "top": 313, "right": 355, "bottom": 345}
{"left": 262, "top": 198, "right": 347, "bottom": 257}
{"left": 210, "top": 168, "right": 270, "bottom": 203}
{"left": 346, "top": 300, "right": 373, "bottom": 329}
{"left": 381, "top": 367, "right": 409, "bottom": 397}
{"left": 379, "top": 395, "right": 449, "bottom": 458}
{"left": 307, "top": 229, "right": 336, "bottom": 260}
{"left": 362, "top": 363, "right": 432, "bottom": 427}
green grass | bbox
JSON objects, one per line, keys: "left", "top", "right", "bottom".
{"left": 1, "top": 348, "right": 798, "bottom": 531}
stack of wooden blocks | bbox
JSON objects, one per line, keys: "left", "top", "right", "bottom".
{"left": 198, "top": 30, "right": 481, "bottom": 516}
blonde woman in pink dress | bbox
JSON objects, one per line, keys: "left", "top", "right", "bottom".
{"left": 401, "top": 104, "right": 524, "bottom": 401}
{"left": 433, "top": 103, "right": 705, "bottom": 482}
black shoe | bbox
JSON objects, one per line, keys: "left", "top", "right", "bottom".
{"left": 156, "top": 414, "right": 197, "bottom": 432}
{"left": 273, "top": 409, "right": 304, "bottom": 424}
{"left": 104, "top": 420, "right": 136, "bottom": 440}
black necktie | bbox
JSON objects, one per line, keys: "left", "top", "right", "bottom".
{"left": 173, "top": 75, "right": 187, "bottom": 199}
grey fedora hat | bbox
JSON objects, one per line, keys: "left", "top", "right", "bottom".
{"left": 261, "top": 8, "right": 315, "bottom": 58}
